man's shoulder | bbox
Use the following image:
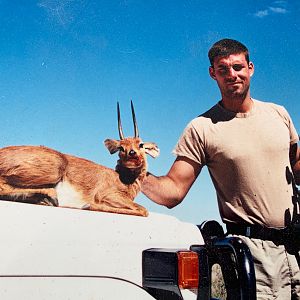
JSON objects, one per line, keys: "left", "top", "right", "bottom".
{"left": 191, "top": 102, "right": 235, "bottom": 126}
{"left": 254, "top": 98, "right": 285, "bottom": 110}
{"left": 253, "top": 99, "right": 289, "bottom": 117}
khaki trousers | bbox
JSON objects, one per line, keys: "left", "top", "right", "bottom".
{"left": 237, "top": 235, "right": 300, "bottom": 299}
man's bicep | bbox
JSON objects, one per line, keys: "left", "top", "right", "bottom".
{"left": 167, "top": 156, "right": 202, "bottom": 198}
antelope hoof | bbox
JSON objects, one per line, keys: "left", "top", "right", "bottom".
{"left": 38, "top": 197, "right": 59, "bottom": 207}
{"left": 141, "top": 208, "right": 149, "bottom": 217}
{"left": 81, "top": 203, "right": 91, "bottom": 210}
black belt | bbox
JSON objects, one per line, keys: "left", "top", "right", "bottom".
{"left": 226, "top": 223, "right": 286, "bottom": 244}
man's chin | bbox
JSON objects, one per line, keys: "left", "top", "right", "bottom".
{"left": 226, "top": 87, "right": 248, "bottom": 98}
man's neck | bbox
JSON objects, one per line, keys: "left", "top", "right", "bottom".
{"left": 220, "top": 95, "right": 253, "bottom": 113}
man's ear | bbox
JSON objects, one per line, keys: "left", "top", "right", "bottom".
{"left": 209, "top": 66, "right": 216, "bottom": 80}
{"left": 249, "top": 62, "right": 254, "bottom": 77}
{"left": 143, "top": 142, "right": 160, "bottom": 158}
{"left": 104, "top": 139, "right": 120, "bottom": 154}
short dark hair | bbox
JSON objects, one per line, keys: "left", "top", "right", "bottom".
{"left": 208, "top": 38, "right": 249, "bottom": 66}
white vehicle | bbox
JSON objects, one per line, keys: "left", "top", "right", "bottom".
{"left": 0, "top": 201, "right": 256, "bottom": 299}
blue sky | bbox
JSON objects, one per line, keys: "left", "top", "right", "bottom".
{"left": 0, "top": 0, "right": 299, "bottom": 224}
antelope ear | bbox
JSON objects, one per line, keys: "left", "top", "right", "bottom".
{"left": 104, "top": 139, "right": 120, "bottom": 154}
{"left": 143, "top": 142, "right": 160, "bottom": 158}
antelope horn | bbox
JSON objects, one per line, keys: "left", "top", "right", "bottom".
{"left": 131, "top": 100, "right": 139, "bottom": 138}
{"left": 117, "top": 102, "right": 125, "bottom": 140}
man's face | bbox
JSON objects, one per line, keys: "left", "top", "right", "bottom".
{"left": 209, "top": 53, "right": 254, "bottom": 99}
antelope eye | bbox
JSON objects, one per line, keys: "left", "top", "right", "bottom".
{"left": 139, "top": 143, "right": 144, "bottom": 149}
{"left": 118, "top": 146, "right": 125, "bottom": 152}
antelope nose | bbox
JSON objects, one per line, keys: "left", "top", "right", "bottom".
{"left": 129, "top": 150, "right": 136, "bottom": 157}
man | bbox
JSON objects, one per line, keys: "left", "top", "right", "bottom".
{"left": 142, "top": 38, "right": 300, "bottom": 299}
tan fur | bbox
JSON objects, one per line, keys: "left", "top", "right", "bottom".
{"left": 0, "top": 137, "right": 159, "bottom": 217}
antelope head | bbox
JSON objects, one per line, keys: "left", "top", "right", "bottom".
{"left": 104, "top": 101, "right": 159, "bottom": 170}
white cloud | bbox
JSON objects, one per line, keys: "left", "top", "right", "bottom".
{"left": 273, "top": 0, "right": 287, "bottom": 5}
{"left": 253, "top": 1, "right": 288, "bottom": 18}
{"left": 37, "top": 0, "right": 84, "bottom": 27}
{"left": 254, "top": 9, "right": 269, "bottom": 18}
{"left": 269, "top": 7, "right": 287, "bottom": 14}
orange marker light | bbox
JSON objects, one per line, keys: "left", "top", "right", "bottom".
{"left": 177, "top": 251, "right": 199, "bottom": 289}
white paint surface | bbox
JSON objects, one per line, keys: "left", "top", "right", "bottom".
{"left": 0, "top": 201, "right": 204, "bottom": 299}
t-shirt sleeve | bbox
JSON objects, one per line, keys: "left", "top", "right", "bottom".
{"left": 278, "top": 105, "right": 299, "bottom": 144}
{"left": 172, "top": 120, "right": 206, "bottom": 166}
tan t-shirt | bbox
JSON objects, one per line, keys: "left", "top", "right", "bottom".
{"left": 174, "top": 99, "right": 299, "bottom": 228}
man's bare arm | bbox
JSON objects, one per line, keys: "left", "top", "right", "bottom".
{"left": 142, "top": 156, "right": 202, "bottom": 208}
{"left": 290, "top": 142, "right": 300, "bottom": 185}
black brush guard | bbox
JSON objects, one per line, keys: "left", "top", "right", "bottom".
{"left": 143, "top": 220, "right": 256, "bottom": 300}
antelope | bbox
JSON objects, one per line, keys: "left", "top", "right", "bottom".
{"left": 0, "top": 102, "right": 159, "bottom": 217}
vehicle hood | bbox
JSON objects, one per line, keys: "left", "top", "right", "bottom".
{"left": 0, "top": 201, "right": 204, "bottom": 286}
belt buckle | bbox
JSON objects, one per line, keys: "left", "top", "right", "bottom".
{"left": 246, "top": 226, "right": 251, "bottom": 237}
